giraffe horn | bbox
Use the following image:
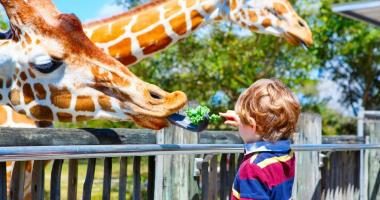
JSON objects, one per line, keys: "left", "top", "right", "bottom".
{"left": 0, "top": 29, "right": 12, "bottom": 39}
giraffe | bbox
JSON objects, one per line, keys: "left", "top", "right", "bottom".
{"left": 83, "top": 0, "right": 313, "bottom": 66}
{"left": 0, "top": 0, "right": 186, "bottom": 198}
{"left": 0, "top": 0, "right": 187, "bottom": 129}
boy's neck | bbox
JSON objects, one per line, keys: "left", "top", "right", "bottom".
{"left": 242, "top": 133, "right": 262, "bottom": 144}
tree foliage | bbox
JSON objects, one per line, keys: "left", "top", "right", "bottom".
{"left": 63, "top": 0, "right": 380, "bottom": 135}
{"left": 311, "top": 0, "right": 380, "bottom": 113}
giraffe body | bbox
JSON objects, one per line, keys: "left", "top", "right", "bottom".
{"left": 84, "top": 0, "right": 313, "bottom": 66}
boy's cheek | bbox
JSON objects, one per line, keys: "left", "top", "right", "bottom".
{"left": 239, "top": 124, "right": 261, "bottom": 143}
{"left": 239, "top": 125, "right": 253, "bottom": 141}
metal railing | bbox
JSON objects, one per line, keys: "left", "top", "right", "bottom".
{"left": 0, "top": 123, "right": 379, "bottom": 200}
{"left": 0, "top": 143, "right": 379, "bottom": 200}
{"left": 0, "top": 143, "right": 380, "bottom": 161}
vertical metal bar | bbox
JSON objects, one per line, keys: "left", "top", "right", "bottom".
{"left": 10, "top": 161, "right": 25, "bottom": 200}
{"left": 358, "top": 107, "right": 364, "bottom": 200}
{"left": 68, "top": 159, "right": 78, "bottom": 200}
{"left": 228, "top": 154, "right": 236, "bottom": 199}
{"left": 102, "top": 158, "right": 112, "bottom": 200}
{"left": 32, "top": 160, "right": 45, "bottom": 200}
{"left": 119, "top": 157, "right": 127, "bottom": 200}
{"left": 83, "top": 158, "right": 96, "bottom": 200}
{"left": 133, "top": 157, "right": 141, "bottom": 200}
{"left": 237, "top": 153, "right": 244, "bottom": 168}
{"left": 208, "top": 155, "right": 218, "bottom": 200}
{"left": 0, "top": 162, "right": 7, "bottom": 200}
{"left": 201, "top": 160, "right": 209, "bottom": 200}
{"left": 220, "top": 154, "right": 227, "bottom": 200}
{"left": 147, "top": 156, "right": 155, "bottom": 200}
{"left": 50, "top": 159, "right": 63, "bottom": 200}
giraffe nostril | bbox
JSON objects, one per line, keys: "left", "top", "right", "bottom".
{"left": 149, "top": 91, "right": 163, "bottom": 100}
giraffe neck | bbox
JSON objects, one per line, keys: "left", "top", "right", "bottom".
{"left": 84, "top": 0, "right": 226, "bottom": 66}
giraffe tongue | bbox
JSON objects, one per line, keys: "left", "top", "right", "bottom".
{"left": 167, "top": 113, "right": 209, "bottom": 132}
{"left": 300, "top": 41, "right": 308, "bottom": 50}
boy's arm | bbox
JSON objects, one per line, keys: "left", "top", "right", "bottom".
{"left": 232, "top": 163, "right": 270, "bottom": 200}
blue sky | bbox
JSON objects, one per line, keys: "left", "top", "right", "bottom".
{"left": 52, "top": 0, "right": 124, "bottom": 22}
{"left": 0, "top": 1, "right": 125, "bottom": 23}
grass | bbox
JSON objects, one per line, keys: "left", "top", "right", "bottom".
{"left": 42, "top": 158, "right": 149, "bottom": 200}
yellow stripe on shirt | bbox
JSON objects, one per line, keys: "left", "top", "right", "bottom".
{"left": 257, "top": 150, "right": 294, "bottom": 169}
{"left": 232, "top": 187, "right": 240, "bottom": 199}
{"left": 249, "top": 153, "right": 258, "bottom": 164}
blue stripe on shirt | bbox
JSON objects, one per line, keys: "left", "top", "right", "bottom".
{"left": 270, "top": 178, "right": 294, "bottom": 200}
{"left": 234, "top": 178, "right": 270, "bottom": 199}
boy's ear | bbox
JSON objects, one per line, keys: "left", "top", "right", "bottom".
{"left": 247, "top": 117, "right": 257, "bottom": 130}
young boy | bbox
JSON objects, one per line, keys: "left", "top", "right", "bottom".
{"left": 220, "top": 78, "right": 300, "bottom": 200}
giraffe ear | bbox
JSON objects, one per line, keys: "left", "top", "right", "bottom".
{"left": 58, "top": 14, "right": 83, "bottom": 32}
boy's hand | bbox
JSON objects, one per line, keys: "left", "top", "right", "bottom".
{"left": 219, "top": 110, "right": 240, "bottom": 127}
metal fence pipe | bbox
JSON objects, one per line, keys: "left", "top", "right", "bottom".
{"left": 0, "top": 144, "right": 379, "bottom": 161}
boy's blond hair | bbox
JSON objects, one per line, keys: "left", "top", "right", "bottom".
{"left": 235, "top": 78, "right": 300, "bottom": 142}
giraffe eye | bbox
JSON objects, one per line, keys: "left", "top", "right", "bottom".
{"left": 31, "top": 55, "right": 63, "bottom": 74}
{"left": 298, "top": 20, "right": 305, "bottom": 27}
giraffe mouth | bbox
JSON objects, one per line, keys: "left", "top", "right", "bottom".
{"left": 285, "top": 32, "right": 313, "bottom": 48}
{"left": 124, "top": 87, "right": 188, "bottom": 130}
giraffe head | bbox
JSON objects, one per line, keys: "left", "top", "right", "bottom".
{"left": 0, "top": 0, "right": 187, "bottom": 129}
{"left": 227, "top": 0, "right": 313, "bottom": 47}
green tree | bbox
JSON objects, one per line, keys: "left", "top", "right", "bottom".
{"left": 312, "top": 0, "right": 380, "bottom": 113}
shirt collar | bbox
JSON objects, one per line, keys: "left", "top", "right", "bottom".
{"left": 244, "top": 140, "right": 291, "bottom": 155}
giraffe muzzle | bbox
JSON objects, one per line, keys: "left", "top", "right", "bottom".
{"left": 122, "top": 86, "right": 188, "bottom": 130}
{"left": 134, "top": 83, "right": 188, "bottom": 117}
{"left": 285, "top": 31, "right": 313, "bottom": 48}
{"left": 92, "top": 80, "right": 187, "bottom": 118}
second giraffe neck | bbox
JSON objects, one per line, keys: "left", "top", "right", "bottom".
{"left": 85, "top": 0, "right": 227, "bottom": 66}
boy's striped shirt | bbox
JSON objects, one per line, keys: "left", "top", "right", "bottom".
{"left": 231, "top": 140, "right": 295, "bottom": 200}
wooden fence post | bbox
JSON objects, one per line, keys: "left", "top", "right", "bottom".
{"left": 367, "top": 120, "right": 380, "bottom": 200}
{"left": 155, "top": 105, "right": 199, "bottom": 200}
{"left": 293, "top": 113, "right": 322, "bottom": 200}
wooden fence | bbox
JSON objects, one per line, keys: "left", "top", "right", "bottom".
{"left": 0, "top": 113, "right": 378, "bottom": 200}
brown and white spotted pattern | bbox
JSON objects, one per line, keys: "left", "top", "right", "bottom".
{"left": 0, "top": 0, "right": 188, "bottom": 130}
{"left": 83, "top": 0, "right": 313, "bottom": 66}
{"left": 0, "top": 104, "right": 37, "bottom": 127}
